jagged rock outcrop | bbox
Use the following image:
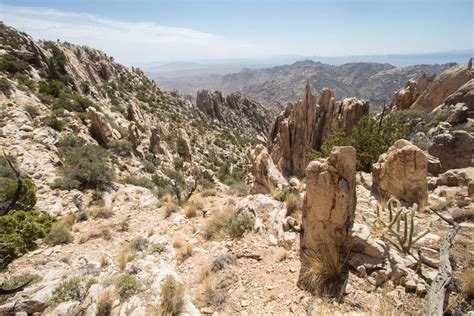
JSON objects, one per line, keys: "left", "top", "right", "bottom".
{"left": 249, "top": 144, "right": 287, "bottom": 194}
{"left": 127, "top": 102, "right": 146, "bottom": 129}
{"left": 268, "top": 82, "right": 369, "bottom": 177}
{"left": 195, "top": 90, "right": 271, "bottom": 139}
{"left": 388, "top": 73, "right": 434, "bottom": 111}
{"left": 444, "top": 78, "right": 474, "bottom": 113}
{"left": 196, "top": 90, "right": 224, "bottom": 120}
{"left": 128, "top": 122, "right": 140, "bottom": 149}
{"left": 87, "top": 107, "right": 119, "bottom": 145}
{"left": 414, "top": 65, "right": 474, "bottom": 111}
{"left": 149, "top": 127, "right": 164, "bottom": 155}
{"left": 372, "top": 139, "right": 428, "bottom": 206}
{"left": 300, "top": 146, "right": 357, "bottom": 251}
{"left": 177, "top": 128, "right": 192, "bottom": 162}
{"left": 428, "top": 130, "right": 474, "bottom": 172}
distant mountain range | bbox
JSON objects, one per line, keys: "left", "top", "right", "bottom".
{"left": 149, "top": 59, "right": 459, "bottom": 110}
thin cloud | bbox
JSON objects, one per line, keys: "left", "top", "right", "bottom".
{"left": 0, "top": 4, "right": 263, "bottom": 65}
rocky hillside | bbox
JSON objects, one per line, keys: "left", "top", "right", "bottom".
{"left": 196, "top": 90, "right": 272, "bottom": 141}
{"left": 154, "top": 60, "right": 454, "bottom": 111}
{"left": 0, "top": 22, "right": 473, "bottom": 316}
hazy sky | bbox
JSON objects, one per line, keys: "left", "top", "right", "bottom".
{"left": 1, "top": 0, "right": 472, "bottom": 65}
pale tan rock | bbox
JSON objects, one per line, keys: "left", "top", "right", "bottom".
{"left": 249, "top": 144, "right": 288, "bottom": 194}
{"left": 428, "top": 130, "right": 474, "bottom": 172}
{"left": 127, "top": 102, "right": 146, "bottom": 129}
{"left": 301, "top": 146, "right": 357, "bottom": 250}
{"left": 388, "top": 74, "right": 434, "bottom": 111}
{"left": 128, "top": 122, "right": 140, "bottom": 149}
{"left": 268, "top": 82, "right": 368, "bottom": 177}
{"left": 86, "top": 107, "right": 118, "bottom": 145}
{"left": 176, "top": 128, "right": 192, "bottom": 162}
{"left": 414, "top": 65, "right": 474, "bottom": 111}
{"left": 372, "top": 139, "right": 428, "bottom": 206}
{"left": 149, "top": 126, "right": 164, "bottom": 155}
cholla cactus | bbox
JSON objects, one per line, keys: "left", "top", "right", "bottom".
{"left": 375, "top": 198, "right": 430, "bottom": 254}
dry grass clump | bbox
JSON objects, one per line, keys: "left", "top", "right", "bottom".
{"left": 173, "top": 236, "right": 193, "bottom": 263}
{"left": 100, "top": 255, "right": 109, "bottom": 268}
{"left": 158, "top": 276, "right": 185, "bottom": 315}
{"left": 274, "top": 248, "right": 289, "bottom": 262}
{"left": 202, "top": 206, "right": 233, "bottom": 241}
{"left": 285, "top": 192, "right": 302, "bottom": 215}
{"left": 172, "top": 235, "right": 186, "bottom": 249}
{"left": 183, "top": 203, "right": 198, "bottom": 218}
{"left": 116, "top": 245, "right": 134, "bottom": 270}
{"left": 463, "top": 267, "right": 474, "bottom": 299}
{"left": 97, "top": 288, "right": 115, "bottom": 315}
{"left": 45, "top": 215, "right": 74, "bottom": 246}
{"left": 197, "top": 266, "right": 227, "bottom": 309}
{"left": 89, "top": 206, "right": 113, "bottom": 219}
{"left": 299, "top": 242, "right": 345, "bottom": 296}
{"left": 163, "top": 202, "right": 179, "bottom": 219}
{"left": 99, "top": 225, "right": 112, "bottom": 240}
{"left": 117, "top": 219, "right": 129, "bottom": 232}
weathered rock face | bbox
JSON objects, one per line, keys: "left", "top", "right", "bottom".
{"left": 414, "top": 65, "right": 474, "bottom": 111}
{"left": 388, "top": 74, "right": 434, "bottom": 111}
{"left": 300, "top": 146, "right": 357, "bottom": 251}
{"left": 372, "top": 139, "right": 428, "bottom": 206}
{"left": 127, "top": 102, "right": 146, "bottom": 129}
{"left": 249, "top": 144, "right": 287, "bottom": 194}
{"left": 87, "top": 107, "right": 119, "bottom": 145}
{"left": 196, "top": 90, "right": 224, "bottom": 120}
{"left": 177, "top": 128, "right": 192, "bottom": 162}
{"left": 428, "top": 130, "right": 474, "bottom": 172}
{"left": 195, "top": 90, "right": 271, "bottom": 139}
{"left": 149, "top": 127, "right": 164, "bottom": 155}
{"left": 128, "top": 122, "right": 140, "bottom": 149}
{"left": 268, "top": 82, "right": 369, "bottom": 177}
{"left": 444, "top": 79, "right": 474, "bottom": 112}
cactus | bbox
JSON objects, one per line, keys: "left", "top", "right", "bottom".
{"left": 374, "top": 198, "right": 430, "bottom": 254}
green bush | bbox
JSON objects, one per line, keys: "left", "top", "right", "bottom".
{"left": 56, "top": 134, "right": 86, "bottom": 156}
{"left": 53, "top": 93, "right": 97, "bottom": 113}
{"left": 49, "top": 276, "right": 93, "bottom": 305}
{"left": 0, "top": 54, "right": 30, "bottom": 74}
{"left": 314, "top": 115, "right": 409, "bottom": 172}
{"left": 23, "top": 105, "right": 40, "bottom": 118}
{"left": 38, "top": 80, "right": 64, "bottom": 97}
{"left": 227, "top": 212, "right": 254, "bottom": 238}
{"left": 0, "top": 210, "right": 55, "bottom": 270}
{"left": 45, "top": 222, "right": 73, "bottom": 246}
{"left": 52, "top": 144, "right": 115, "bottom": 190}
{"left": 120, "top": 176, "right": 154, "bottom": 189}
{"left": 130, "top": 237, "right": 149, "bottom": 252}
{"left": 15, "top": 74, "right": 35, "bottom": 90}
{"left": 0, "top": 177, "right": 37, "bottom": 211}
{"left": 0, "top": 77, "right": 12, "bottom": 97}
{"left": 41, "top": 115, "right": 64, "bottom": 131}
{"left": 109, "top": 139, "right": 133, "bottom": 156}
{"left": 0, "top": 157, "right": 17, "bottom": 179}
{"left": 115, "top": 273, "right": 140, "bottom": 300}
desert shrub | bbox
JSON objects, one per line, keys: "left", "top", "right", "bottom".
{"left": 97, "top": 289, "right": 115, "bottom": 316}
{"left": 163, "top": 202, "right": 179, "bottom": 218}
{"left": 23, "top": 105, "right": 39, "bottom": 118}
{"left": 120, "top": 176, "right": 154, "bottom": 189}
{"left": 49, "top": 276, "right": 93, "bottom": 305}
{"left": 150, "top": 242, "right": 166, "bottom": 254}
{"left": 142, "top": 160, "right": 155, "bottom": 173}
{"left": 45, "top": 221, "right": 73, "bottom": 246}
{"left": 158, "top": 276, "right": 185, "bottom": 315}
{"left": 226, "top": 212, "right": 254, "bottom": 238}
{"left": 299, "top": 243, "right": 345, "bottom": 295}
{"left": 316, "top": 115, "right": 409, "bottom": 172}
{"left": 285, "top": 192, "right": 302, "bottom": 215}
{"left": 0, "top": 210, "right": 54, "bottom": 270}
{"left": 52, "top": 144, "right": 114, "bottom": 190}
{"left": 217, "top": 163, "right": 244, "bottom": 186}
{"left": 463, "top": 267, "right": 474, "bottom": 299}
{"left": 56, "top": 134, "right": 86, "bottom": 156}
{"left": 115, "top": 273, "right": 140, "bottom": 300}
{"left": 0, "top": 177, "right": 37, "bottom": 211}
{"left": 117, "top": 219, "right": 129, "bottom": 232}
{"left": 0, "top": 54, "right": 30, "bottom": 74}
{"left": 202, "top": 206, "right": 233, "bottom": 241}
{"left": 38, "top": 80, "right": 64, "bottom": 97}
{"left": 41, "top": 115, "right": 64, "bottom": 131}
{"left": 15, "top": 73, "right": 35, "bottom": 90}
{"left": 53, "top": 93, "right": 96, "bottom": 113}
{"left": 0, "top": 156, "right": 17, "bottom": 179}
{"left": 229, "top": 181, "right": 248, "bottom": 197}
{"left": 130, "top": 236, "right": 149, "bottom": 252}
{"left": 0, "top": 77, "right": 12, "bottom": 97}
{"left": 109, "top": 139, "right": 133, "bottom": 156}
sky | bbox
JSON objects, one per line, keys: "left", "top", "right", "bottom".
{"left": 0, "top": 0, "right": 472, "bottom": 66}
